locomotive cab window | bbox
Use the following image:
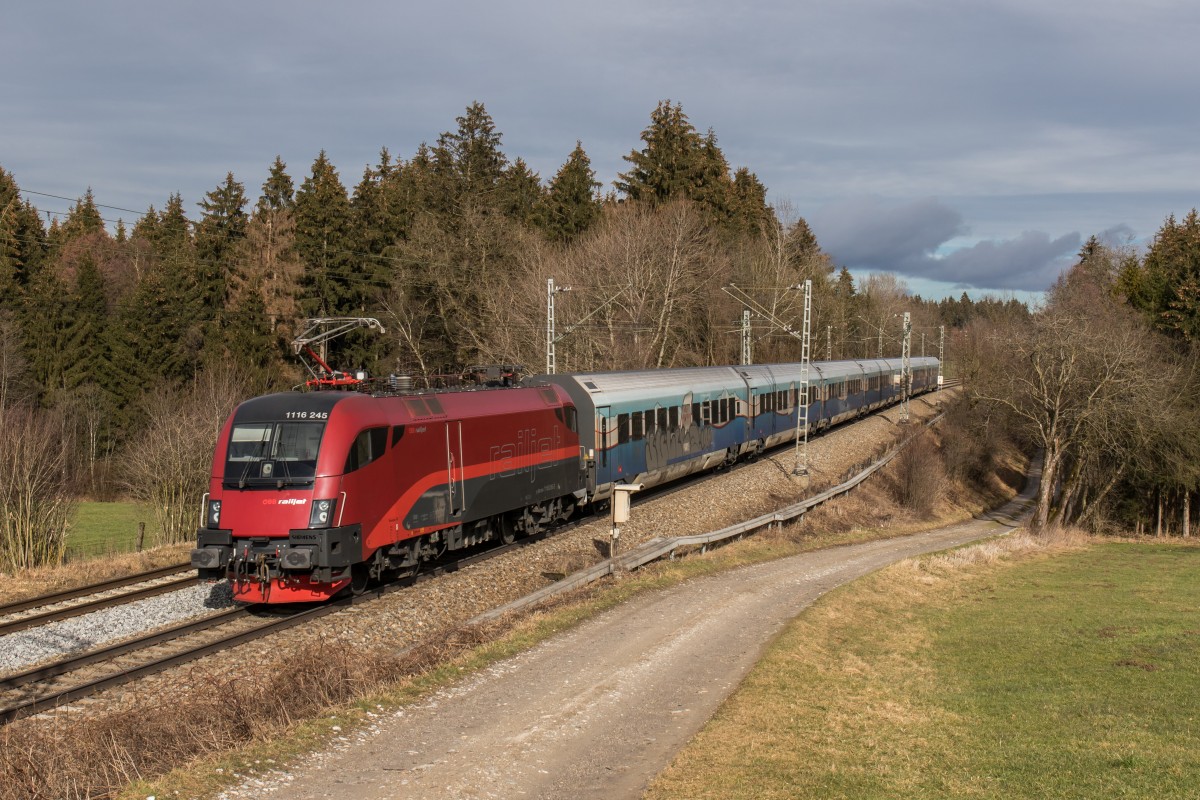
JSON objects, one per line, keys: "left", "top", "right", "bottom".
{"left": 224, "top": 421, "right": 324, "bottom": 485}
{"left": 345, "top": 427, "right": 388, "bottom": 474}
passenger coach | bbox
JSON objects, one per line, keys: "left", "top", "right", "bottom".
{"left": 529, "top": 357, "right": 939, "bottom": 502}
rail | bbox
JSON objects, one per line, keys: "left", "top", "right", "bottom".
{"left": 0, "top": 563, "right": 191, "bottom": 618}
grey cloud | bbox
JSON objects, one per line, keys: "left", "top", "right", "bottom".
{"left": 935, "top": 232, "right": 1081, "bottom": 291}
{"left": 811, "top": 196, "right": 1080, "bottom": 293}
{"left": 809, "top": 197, "right": 967, "bottom": 267}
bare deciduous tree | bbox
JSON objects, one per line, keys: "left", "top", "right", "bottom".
{"left": 970, "top": 268, "right": 1178, "bottom": 530}
{"left": 0, "top": 408, "right": 75, "bottom": 570}
{"left": 122, "top": 371, "right": 249, "bottom": 546}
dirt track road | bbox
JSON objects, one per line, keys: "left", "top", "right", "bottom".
{"left": 221, "top": 486, "right": 1035, "bottom": 800}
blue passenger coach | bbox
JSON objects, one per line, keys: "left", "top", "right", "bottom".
{"left": 528, "top": 357, "right": 939, "bottom": 503}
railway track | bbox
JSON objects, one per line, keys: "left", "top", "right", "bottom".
{"left": 0, "top": 561, "right": 192, "bottom": 633}
{"left": 0, "top": 526, "right": 568, "bottom": 726}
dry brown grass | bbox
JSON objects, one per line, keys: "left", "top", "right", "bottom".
{"left": 0, "top": 543, "right": 192, "bottom": 605}
{"left": 0, "top": 616, "right": 517, "bottom": 800}
{"left": 888, "top": 429, "right": 946, "bottom": 516}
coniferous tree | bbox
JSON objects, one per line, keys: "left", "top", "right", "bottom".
{"left": 497, "top": 158, "right": 543, "bottom": 227}
{"left": 59, "top": 189, "right": 105, "bottom": 241}
{"left": 439, "top": 101, "right": 507, "bottom": 205}
{"left": 394, "top": 143, "right": 441, "bottom": 223}
{"left": 351, "top": 148, "right": 404, "bottom": 258}
{"left": 616, "top": 100, "right": 706, "bottom": 204}
{"left": 152, "top": 194, "right": 192, "bottom": 253}
{"left": 538, "top": 142, "right": 602, "bottom": 242}
{"left": 1128, "top": 210, "right": 1200, "bottom": 342}
{"left": 195, "top": 174, "right": 248, "bottom": 270}
{"left": 260, "top": 156, "right": 295, "bottom": 214}
{"left": 729, "top": 168, "right": 773, "bottom": 236}
{"left": 121, "top": 194, "right": 205, "bottom": 382}
{"left": 131, "top": 205, "right": 158, "bottom": 243}
{"left": 615, "top": 101, "right": 759, "bottom": 234}
{"left": 691, "top": 130, "right": 734, "bottom": 224}
{"left": 195, "top": 174, "right": 250, "bottom": 362}
{"left": 20, "top": 263, "right": 71, "bottom": 401}
{"left": 61, "top": 253, "right": 110, "bottom": 392}
{"left": 0, "top": 167, "right": 47, "bottom": 298}
{"left": 247, "top": 158, "right": 304, "bottom": 335}
{"left": 294, "top": 151, "right": 356, "bottom": 318}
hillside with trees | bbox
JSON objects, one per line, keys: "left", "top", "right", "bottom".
{"left": 1, "top": 99, "right": 1196, "bottom": 567}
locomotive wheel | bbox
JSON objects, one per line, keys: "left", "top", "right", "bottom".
{"left": 499, "top": 514, "right": 517, "bottom": 545}
{"left": 350, "top": 563, "right": 371, "bottom": 595}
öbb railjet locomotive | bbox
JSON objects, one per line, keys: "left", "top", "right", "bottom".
{"left": 192, "top": 357, "right": 939, "bottom": 603}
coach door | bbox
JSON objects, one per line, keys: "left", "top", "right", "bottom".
{"left": 445, "top": 421, "right": 465, "bottom": 517}
{"left": 596, "top": 406, "right": 611, "bottom": 472}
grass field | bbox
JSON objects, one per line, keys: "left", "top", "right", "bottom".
{"left": 645, "top": 536, "right": 1200, "bottom": 799}
{"left": 67, "top": 501, "right": 155, "bottom": 558}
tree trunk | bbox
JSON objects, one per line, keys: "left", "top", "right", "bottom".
{"left": 1035, "top": 444, "right": 1061, "bottom": 531}
{"left": 1185, "top": 492, "right": 1191, "bottom": 538}
{"left": 1156, "top": 489, "right": 1163, "bottom": 537}
{"left": 1077, "top": 463, "right": 1126, "bottom": 530}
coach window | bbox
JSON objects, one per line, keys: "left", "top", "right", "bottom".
{"left": 668, "top": 406, "right": 679, "bottom": 430}
{"left": 618, "top": 413, "right": 629, "bottom": 444}
{"left": 658, "top": 407, "right": 669, "bottom": 430}
{"left": 345, "top": 426, "right": 388, "bottom": 473}
{"left": 600, "top": 417, "right": 609, "bottom": 467}
{"left": 692, "top": 402, "right": 702, "bottom": 425}
{"left": 644, "top": 409, "right": 656, "bottom": 435}
{"left": 631, "top": 411, "right": 644, "bottom": 441}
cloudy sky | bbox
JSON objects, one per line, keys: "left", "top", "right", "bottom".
{"left": 4, "top": 1, "right": 1197, "bottom": 300}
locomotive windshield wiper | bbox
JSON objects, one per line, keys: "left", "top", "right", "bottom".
{"left": 276, "top": 476, "right": 314, "bottom": 487}
{"left": 276, "top": 456, "right": 292, "bottom": 489}
{"left": 238, "top": 432, "right": 272, "bottom": 489}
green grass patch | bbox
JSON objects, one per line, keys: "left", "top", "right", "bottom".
{"left": 68, "top": 501, "right": 154, "bottom": 559}
{"left": 646, "top": 539, "right": 1200, "bottom": 800}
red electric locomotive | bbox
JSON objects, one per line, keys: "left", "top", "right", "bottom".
{"left": 191, "top": 384, "right": 586, "bottom": 603}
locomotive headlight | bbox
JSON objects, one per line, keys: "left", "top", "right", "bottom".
{"left": 206, "top": 500, "right": 222, "bottom": 529}
{"left": 309, "top": 498, "right": 337, "bottom": 529}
